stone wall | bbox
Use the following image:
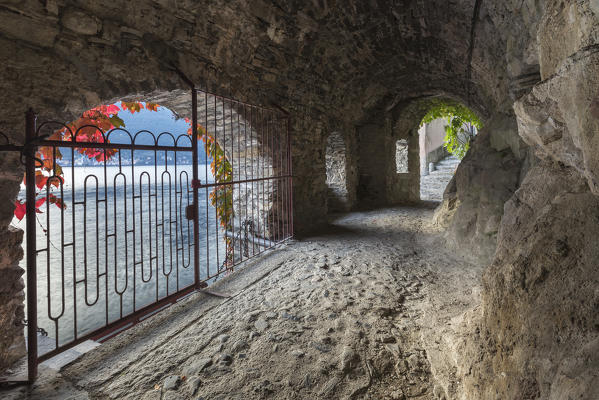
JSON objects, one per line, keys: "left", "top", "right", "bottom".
{"left": 0, "top": 226, "right": 25, "bottom": 372}
{"left": 356, "top": 118, "right": 390, "bottom": 208}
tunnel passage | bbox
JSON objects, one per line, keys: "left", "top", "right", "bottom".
{"left": 1, "top": 0, "right": 598, "bottom": 399}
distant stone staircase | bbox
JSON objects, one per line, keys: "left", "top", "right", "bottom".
{"left": 420, "top": 155, "right": 460, "bottom": 201}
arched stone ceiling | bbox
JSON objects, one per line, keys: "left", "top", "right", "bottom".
{"left": 0, "top": 0, "right": 542, "bottom": 132}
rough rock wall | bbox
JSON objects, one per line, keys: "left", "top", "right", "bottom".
{"left": 479, "top": 160, "right": 599, "bottom": 399}
{"left": 434, "top": 111, "right": 526, "bottom": 264}
{"left": 468, "top": 2, "right": 599, "bottom": 396}
{"left": 425, "top": 1, "right": 599, "bottom": 398}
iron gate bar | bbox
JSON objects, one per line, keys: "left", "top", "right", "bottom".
{"left": 192, "top": 89, "right": 201, "bottom": 290}
{"left": 25, "top": 109, "right": 38, "bottom": 383}
{"left": 191, "top": 175, "right": 292, "bottom": 189}
{"left": 31, "top": 140, "right": 190, "bottom": 152}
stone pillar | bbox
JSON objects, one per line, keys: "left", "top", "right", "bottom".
{"left": 290, "top": 115, "right": 328, "bottom": 235}
{"left": 357, "top": 117, "right": 392, "bottom": 207}
{"left": 0, "top": 151, "right": 27, "bottom": 375}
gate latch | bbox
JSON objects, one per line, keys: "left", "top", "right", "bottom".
{"left": 192, "top": 179, "right": 202, "bottom": 189}
{"left": 185, "top": 204, "right": 196, "bottom": 220}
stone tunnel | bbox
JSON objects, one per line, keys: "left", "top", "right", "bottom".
{"left": 0, "top": 0, "right": 598, "bottom": 399}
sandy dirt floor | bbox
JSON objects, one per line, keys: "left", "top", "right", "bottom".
{"left": 2, "top": 205, "right": 483, "bottom": 400}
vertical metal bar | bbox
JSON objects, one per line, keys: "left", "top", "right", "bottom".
{"left": 204, "top": 91, "right": 210, "bottom": 281}
{"left": 214, "top": 96, "right": 220, "bottom": 272}
{"left": 72, "top": 145, "right": 78, "bottom": 338}
{"left": 154, "top": 146, "right": 159, "bottom": 301}
{"left": 241, "top": 104, "right": 248, "bottom": 259}
{"left": 191, "top": 89, "right": 200, "bottom": 289}
{"left": 288, "top": 116, "right": 294, "bottom": 236}
{"left": 267, "top": 111, "right": 273, "bottom": 247}
{"left": 260, "top": 107, "right": 266, "bottom": 251}
{"left": 131, "top": 148, "right": 136, "bottom": 310}
{"left": 25, "top": 108, "right": 38, "bottom": 383}
{"left": 230, "top": 99, "right": 234, "bottom": 269}
{"left": 249, "top": 106, "right": 255, "bottom": 257}
{"left": 276, "top": 116, "right": 283, "bottom": 242}
{"left": 174, "top": 143, "right": 179, "bottom": 292}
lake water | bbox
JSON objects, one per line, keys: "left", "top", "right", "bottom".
{"left": 14, "top": 164, "right": 227, "bottom": 352}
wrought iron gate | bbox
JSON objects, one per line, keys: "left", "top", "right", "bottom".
{"left": 16, "top": 88, "right": 292, "bottom": 382}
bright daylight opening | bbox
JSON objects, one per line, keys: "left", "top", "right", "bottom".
{"left": 325, "top": 131, "right": 349, "bottom": 212}
{"left": 418, "top": 102, "right": 481, "bottom": 201}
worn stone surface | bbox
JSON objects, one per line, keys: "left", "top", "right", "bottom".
{"left": 469, "top": 161, "right": 599, "bottom": 399}
{"left": 420, "top": 156, "right": 460, "bottom": 202}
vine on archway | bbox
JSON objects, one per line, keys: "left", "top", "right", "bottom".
{"left": 420, "top": 101, "right": 482, "bottom": 159}
{"left": 186, "top": 122, "right": 235, "bottom": 271}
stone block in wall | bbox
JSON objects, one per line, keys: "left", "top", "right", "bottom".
{"left": 61, "top": 9, "right": 102, "bottom": 36}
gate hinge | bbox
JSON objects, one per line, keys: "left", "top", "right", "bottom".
{"left": 185, "top": 204, "right": 196, "bottom": 220}
{"left": 192, "top": 179, "right": 202, "bottom": 189}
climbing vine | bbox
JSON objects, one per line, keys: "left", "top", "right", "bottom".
{"left": 186, "top": 122, "right": 235, "bottom": 271}
{"left": 420, "top": 101, "right": 482, "bottom": 159}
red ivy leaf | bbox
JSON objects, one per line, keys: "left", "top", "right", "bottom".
{"left": 48, "top": 193, "right": 66, "bottom": 209}
{"left": 14, "top": 200, "right": 26, "bottom": 221}
{"left": 121, "top": 102, "right": 144, "bottom": 114}
{"left": 35, "top": 171, "right": 48, "bottom": 189}
{"left": 146, "top": 103, "right": 159, "bottom": 112}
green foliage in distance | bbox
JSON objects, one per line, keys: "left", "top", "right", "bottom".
{"left": 419, "top": 102, "right": 482, "bottom": 159}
